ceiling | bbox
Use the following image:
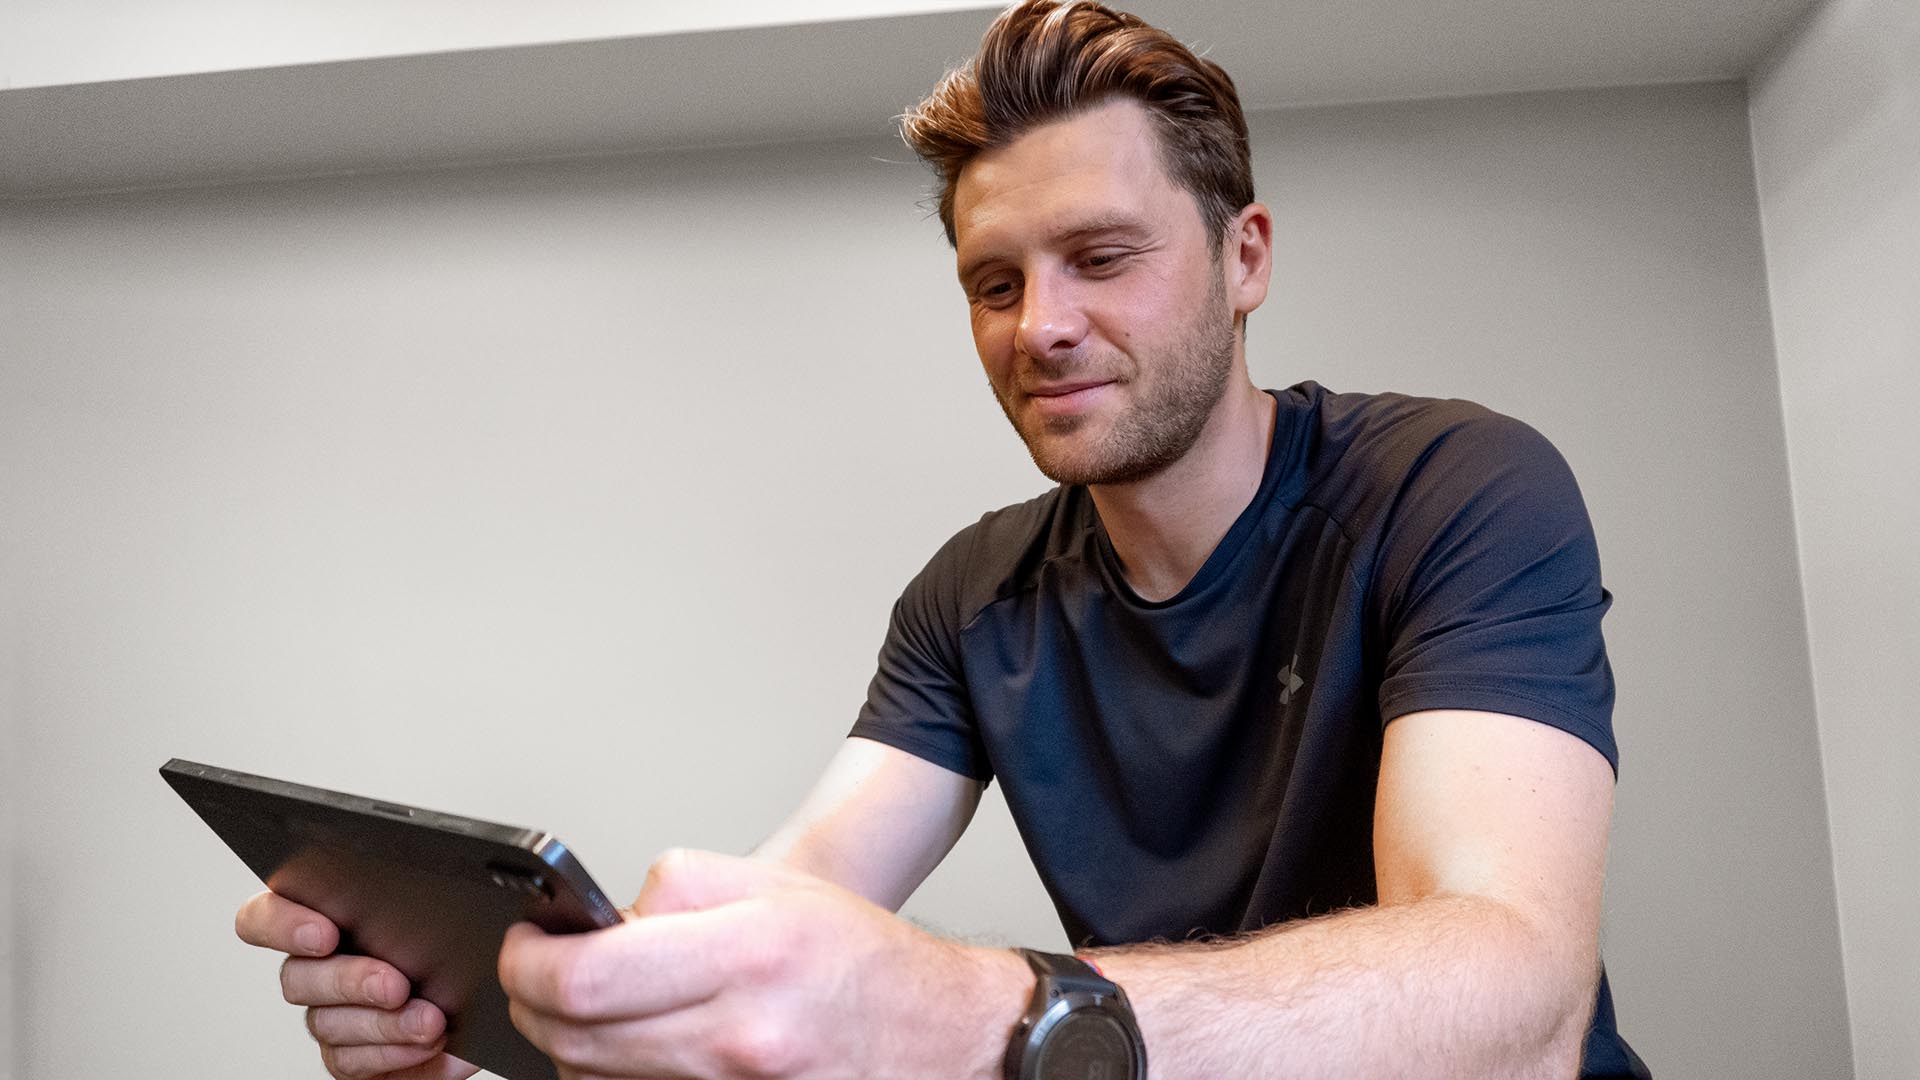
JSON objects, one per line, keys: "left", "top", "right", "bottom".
{"left": 0, "top": 0, "right": 1820, "bottom": 200}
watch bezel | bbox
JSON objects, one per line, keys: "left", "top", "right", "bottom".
{"left": 1006, "top": 966, "right": 1147, "bottom": 1080}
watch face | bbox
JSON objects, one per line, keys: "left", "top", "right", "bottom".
{"left": 1034, "top": 1009, "right": 1135, "bottom": 1079}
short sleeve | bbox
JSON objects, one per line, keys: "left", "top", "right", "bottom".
{"left": 848, "top": 525, "right": 994, "bottom": 782}
{"left": 1371, "top": 412, "right": 1618, "bottom": 772}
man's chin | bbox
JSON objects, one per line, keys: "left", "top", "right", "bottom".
{"left": 1022, "top": 435, "right": 1131, "bottom": 487}
{"left": 1027, "top": 411, "right": 1092, "bottom": 438}
{"left": 1006, "top": 401, "right": 1157, "bottom": 485}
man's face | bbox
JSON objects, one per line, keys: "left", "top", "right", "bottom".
{"left": 952, "top": 98, "right": 1239, "bottom": 486}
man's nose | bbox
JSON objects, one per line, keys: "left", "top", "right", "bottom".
{"left": 1015, "top": 272, "right": 1089, "bottom": 360}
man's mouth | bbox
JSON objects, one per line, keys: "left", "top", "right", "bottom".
{"left": 1024, "top": 378, "right": 1116, "bottom": 417}
{"left": 1027, "top": 378, "right": 1113, "bottom": 397}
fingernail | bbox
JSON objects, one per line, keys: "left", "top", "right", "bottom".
{"left": 404, "top": 1002, "right": 431, "bottom": 1038}
{"left": 293, "top": 924, "right": 326, "bottom": 955}
{"left": 362, "top": 971, "right": 389, "bottom": 1003}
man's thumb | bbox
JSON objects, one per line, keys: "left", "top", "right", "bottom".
{"left": 628, "top": 847, "right": 793, "bottom": 917}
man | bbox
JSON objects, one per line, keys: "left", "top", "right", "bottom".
{"left": 237, "top": 2, "right": 1650, "bottom": 1077}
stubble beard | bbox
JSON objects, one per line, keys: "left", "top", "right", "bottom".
{"left": 993, "top": 276, "right": 1238, "bottom": 487}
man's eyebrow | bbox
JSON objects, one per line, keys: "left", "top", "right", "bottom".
{"left": 957, "top": 214, "right": 1153, "bottom": 283}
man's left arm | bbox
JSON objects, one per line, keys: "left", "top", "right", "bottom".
{"left": 1085, "top": 706, "right": 1614, "bottom": 1079}
{"left": 493, "top": 706, "right": 1610, "bottom": 1080}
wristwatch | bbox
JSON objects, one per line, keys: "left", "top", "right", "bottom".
{"left": 1003, "top": 949, "right": 1148, "bottom": 1080}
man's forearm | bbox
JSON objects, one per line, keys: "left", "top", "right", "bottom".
{"left": 1085, "top": 893, "right": 1599, "bottom": 1080}
{"left": 746, "top": 738, "right": 985, "bottom": 911}
{"left": 721, "top": 854, "right": 1595, "bottom": 1079}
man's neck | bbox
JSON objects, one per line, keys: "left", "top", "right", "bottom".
{"left": 1088, "top": 380, "right": 1277, "bottom": 603}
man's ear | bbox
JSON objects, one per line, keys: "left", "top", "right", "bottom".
{"left": 1224, "top": 202, "right": 1274, "bottom": 322}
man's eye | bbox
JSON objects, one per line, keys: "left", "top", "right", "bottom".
{"left": 977, "top": 280, "right": 1019, "bottom": 306}
{"left": 1083, "top": 251, "right": 1129, "bottom": 272}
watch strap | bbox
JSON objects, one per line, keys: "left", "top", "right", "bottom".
{"left": 1016, "top": 949, "right": 1116, "bottom": 995}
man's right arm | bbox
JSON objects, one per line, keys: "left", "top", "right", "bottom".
{"left": 750, "top": 735, "right": 986, "bottom": 911}
{"left": 233, "top": 735, "right": 980, "bottom": 1080}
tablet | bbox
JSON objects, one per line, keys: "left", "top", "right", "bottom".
{"left": 161, "top": 758, "right": 624, "bottom": 1080}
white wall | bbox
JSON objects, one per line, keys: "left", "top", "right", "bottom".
{"left": 2, "top": 205, "right": 21, "bottom": 1080}
{"left": 1749, "top": 0, "right": 1920, "bottom": 1076}
{"left": 1, "top": 82, "right": 1850, "bottom": 1079}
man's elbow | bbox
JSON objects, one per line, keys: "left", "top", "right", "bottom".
{"left": 1508, "top": 904, "right": 1602, "bottom": 1079}
{"left": 1542, "top": 958, "right": 1602, "bottom": 1078}
{"left": 1451, "top": 891, "right": 1600, "bottom": 1077}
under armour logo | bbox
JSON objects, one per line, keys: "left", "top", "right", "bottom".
{"left": 1278, "top": 654, "right": 1305, "bottom": 705}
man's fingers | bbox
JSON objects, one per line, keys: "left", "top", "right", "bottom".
{"left": 236, "top": 890, "right": 338, "bottom": 956}
{"left": 508, "top": 996, "right": 716, "bottom": 1079}
{"left": 318, "top": 1039, "right": 447, "bottom": 1079}
{"left": 512, "top": 991, "right": 819, "bottom": 1080}
{"left": 305, "top": 1000, "right": 445, "bottom": 1047}
{"left": 499, "top": 904, "right": 763, "bottom": 1020}
{"left": 379, "top": 1054, "right": 481, "bottom": 1080}
{"left": 630, "top": 847, "right": 791, "bottom": 918}
{"left": 281, "top": 955, "right": 411, "bottom": 1008}
{"left": 378, "top": 1054, "right": 481, "bottom": 1080}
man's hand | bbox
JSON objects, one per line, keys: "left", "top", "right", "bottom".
{"left": 234, "top": 891, "right": 478, "bottom": 1080}
{"left": 498, "top": 848, "right": 1030, "bottom": 1080}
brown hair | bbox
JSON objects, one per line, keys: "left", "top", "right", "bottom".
{"left": 901, "top": 0, "right": 1253, "bottom": 248}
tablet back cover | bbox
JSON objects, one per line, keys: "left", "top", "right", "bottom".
{"left": 162, "top": 758, "right": 620, "bottom": 1080}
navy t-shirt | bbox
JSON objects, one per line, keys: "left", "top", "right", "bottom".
{"left": 851, "top": 381, "right": 1647, "bottom": 1077}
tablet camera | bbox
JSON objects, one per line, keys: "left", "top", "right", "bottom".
{"left": 487, "top": 863, "right": 554, "bottom": 900}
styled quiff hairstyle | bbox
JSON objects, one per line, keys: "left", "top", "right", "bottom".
{"left": 901, "top": 0, "right": 1253, "bottom": 249}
